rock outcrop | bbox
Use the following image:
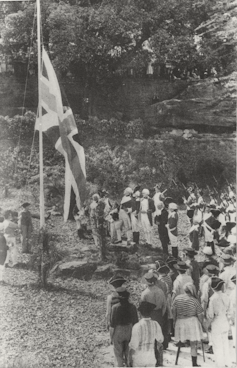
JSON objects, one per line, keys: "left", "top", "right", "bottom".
{"left": 145, "top": 72, "right": 237, "bottom": 130}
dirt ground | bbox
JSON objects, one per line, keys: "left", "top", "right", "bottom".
{"left": 0, "top": 188, "right": 236, "bottom": 367}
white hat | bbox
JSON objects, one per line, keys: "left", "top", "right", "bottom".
{"left": 168, "top": 202, "right": 178, "bottom": 210}
{"left": 203, "top": 246, "right": 213, "bottom": 255}
{"left": 142, "top": 189, "right": 150, "bottom": 195}
{"left": 133, "top": 191, "right": 140, "bottom": 197}
{"left": 227, "top": 234, "right": 236, "bottom": 244}
{"left": 124, "top": 187, "right": 133, "bottom": 195}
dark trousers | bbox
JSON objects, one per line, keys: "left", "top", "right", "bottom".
{"left": 158, "top": 226, "right": 169, "bottom": 255}
{"left": 189, "top": 229, "right": 199, "bottom": 251}
{"left": 207, "top": 241, "right": 215, "bottom": 255}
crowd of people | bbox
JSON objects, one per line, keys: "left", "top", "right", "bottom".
{"left": 101, "top": 183, "right": 236, "bottom": 367}
{"left": 73, "top": 183, "right": 236, "bottom": 260}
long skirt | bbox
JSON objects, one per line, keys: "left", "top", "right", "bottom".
{"left": 175, "top": 316, "right": 203, "bottom": 342}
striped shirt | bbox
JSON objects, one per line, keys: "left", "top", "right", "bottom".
{"left": 129, "top": 318, "right": 164, "bottom": 351}
{"left": 172, "top": 294, "right": 203, "bottom": 320}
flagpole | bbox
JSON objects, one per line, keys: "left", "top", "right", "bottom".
{"left": 37, "top": 0, "right": 45, "bottom": 228}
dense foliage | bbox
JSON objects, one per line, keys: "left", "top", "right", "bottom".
{"left": 1, "top": 112, "right": 234, "bottom": 201}
{"left": 1, "top": 0, "right": 236, "bottom": 96}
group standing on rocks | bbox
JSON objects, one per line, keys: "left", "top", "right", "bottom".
{"left": 101, "top": 183, "right": 236, "bottom": 367}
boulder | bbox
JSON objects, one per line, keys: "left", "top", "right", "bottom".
{"left": 145, "top": 72, "right": 236, "bottom": 130}
{"left": 58, "top": 260, "right": 97, "bottom": 279}
{"left": 93, "top": 264, "right": 114, "bottom": 279}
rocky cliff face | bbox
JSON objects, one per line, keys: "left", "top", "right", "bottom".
{"left": 145, "top": 72, "right": 237, "bottom": 131}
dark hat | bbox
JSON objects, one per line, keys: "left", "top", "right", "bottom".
{"left": 187, "top": 209, "right": 195, "bottom": 219}
{"left": 211, "top": 277, "right": 225, "bottom": 290}
{"left": 109, "top": 275, "right": 126, "bottom": 287}
{"left": 164, "top": 197, "right": 174, "bottom": 206}
{"left": 174, "top": 261, "right": 189, "bottom": 271}
{"left": 222, "top": 247, "right": 234, "bottom": 256}
{"left": 156, "top": 260, "right": 170, "bottom": 274}
{"left": 22, "top": 202, "right": 30, "bottom": 208}
{"left": 211, "top": 209, "right": 221, "bottom": 218}
{"left": 206, "top": 264, "right": 219, "bottom": 275}
{"left": 138, "top": 301, "right": 156, "bottom": 315}
{"left": 133, "top": 185, "right": 141, "bottom": 193}
{"left": 183, "top": 248, "right": 198, "bottom": 256}
{"left": 221, "top": 254, "right": 234, "bottom": 264}
{"left": 209, "top": 204, "right": 216, "bottom": 209}
{"left": 205, "top": 216, "right": 221, "bottom": 230}
{"left": 166, "top": 256, "right": 178, "bottom": 266}
{"left": 144, "top": 272, "right": 157, "bottom": 284}
{"left": 225, "top": 222, "right": 236, "bottom": 233}
{"left": 116, "top": 287, "right": 130, "bottom": 299}
{"left": 231, "top": 275, "right": 236, "bottom": 284}
{"left": 217, "top": 237, "right": 230, "bottom": 248}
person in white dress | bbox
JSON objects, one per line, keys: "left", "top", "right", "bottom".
{"left": 207, "top": 277, "right": 232, "bottom": 368}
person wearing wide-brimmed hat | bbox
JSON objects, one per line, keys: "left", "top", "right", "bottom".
{"left": 129, "top": 301, "right": 164, "bottom": 367}
{"left": 172, "top": 283, "right": 204, "bottom": 367}
{"left": 18, "top": 202, "right": 33, "bottom": 253}
{"left": 106, "top": 276, "right": 127, "bottom": 330}
{"left": 219, "top": 254, "right": 235, "bottom": 296}
{"left": 110, "top": 287, "right": 138, "bottom": 367}
{"left": 206, "top": 277, "right": 232, "bottom": 368}
{"left": 141, "top": 273, "right": 167, "bottom": 330}
{"left": 183, "top": 248, "right": 200, "bottom": 292}
{"left": 167, "top": 202, "right": 179, "bottom": 258}
{"left": 167, "top": 256, "right": 179, "bottom": 283}
{"left": 172, "top": 261, "right": 193, "bottom": 301}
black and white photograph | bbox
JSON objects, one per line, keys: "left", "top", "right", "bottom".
{"left": 0, "top": 0, "right": 236, "bottom": 367}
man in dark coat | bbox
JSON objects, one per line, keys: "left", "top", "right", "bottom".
{"left": 156, "top": 201, "right": 169, "bottom": 255}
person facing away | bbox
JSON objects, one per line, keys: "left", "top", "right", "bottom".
{"left": 106, "top": 275, "right": 126, "bottom": 330}
{"left": 129, "top": 301, "right": 164, "bottom": 367}
{"left": 18, "top": 202, "right": 33, "bottom": 253}
{"left": 172, "top": 261, "right": 193, "bottom": 301}
{"left": 172, "top": 283, "right": 204, "bottom": 367}
{"left": 110, "top": 287, "right": 138, "bottom": 367}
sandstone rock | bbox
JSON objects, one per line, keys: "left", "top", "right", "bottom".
{"left": 93, "top": 264, "right": 114, "bottom": 279}
{"left": 145, "top": 72, "right": 236, "bottom": 129}
{"left": 58, "top": 260, "right": 97, "bottom": 279}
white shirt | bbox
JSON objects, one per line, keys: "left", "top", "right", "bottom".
{"left": 140, "top": 198, "right": 149, "bottom": 213}
{"left": 129, "top": 318, "right": 163, "bottom": 367}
